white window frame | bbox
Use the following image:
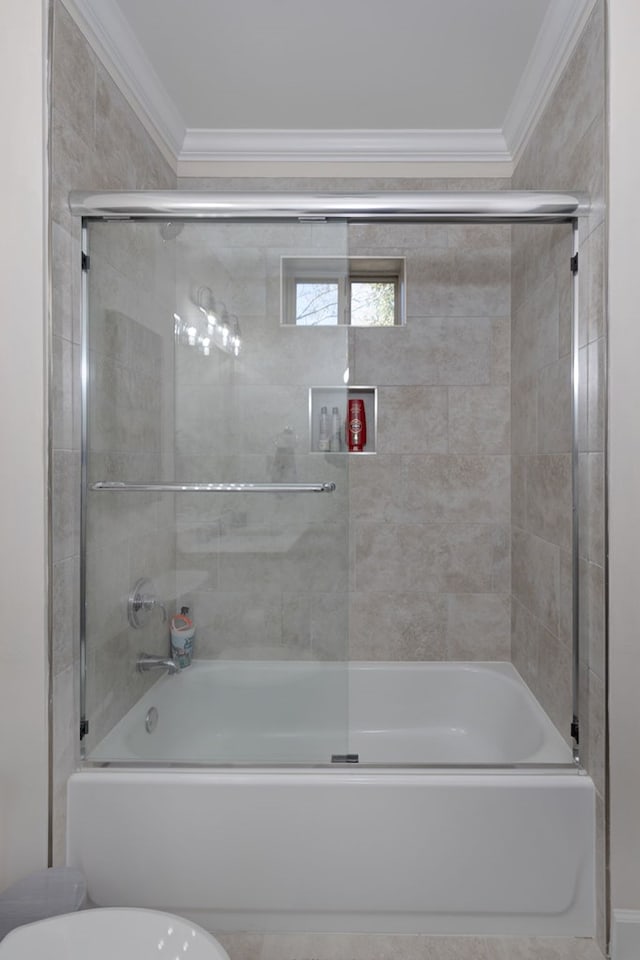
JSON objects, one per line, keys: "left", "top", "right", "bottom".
{"left": 281, "top": 256, "right": 405, "bottom": 327}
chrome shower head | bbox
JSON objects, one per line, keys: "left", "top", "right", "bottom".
{"left": 159, "top": 221, "right": 184, "bottom": 241}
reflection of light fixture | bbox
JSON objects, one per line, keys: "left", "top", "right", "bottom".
{"left": 175, "top": 286, "right": 242, "bottom": 358}
{"left": 196, "top": 286, "right": 219, "bottom": 332}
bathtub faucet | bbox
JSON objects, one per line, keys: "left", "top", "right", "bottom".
{"left": 136, "top": 654, "right": 181, "bottom": 675}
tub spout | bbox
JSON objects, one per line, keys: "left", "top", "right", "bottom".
{"left": 136, "top": 654, "right": 180, "bottom": 675}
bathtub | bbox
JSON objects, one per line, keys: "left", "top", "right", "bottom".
{"left": 67, "top": 661, "right": 595, "bottom": 936}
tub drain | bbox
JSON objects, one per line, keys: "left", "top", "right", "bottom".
{"left": 144, "top": 706, "right": 158, "bottom": 733}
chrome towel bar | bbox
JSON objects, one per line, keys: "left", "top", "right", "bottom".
{"left": 89, "top": 481, "right": 337, "bottom": 494}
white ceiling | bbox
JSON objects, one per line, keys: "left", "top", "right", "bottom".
{"left": 111, "top": 0, "right": 550, "bottom": 130}
{"left": 65, "top": 0, "right": 598, "bottom": 172}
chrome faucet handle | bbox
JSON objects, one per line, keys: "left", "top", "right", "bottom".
{"left": 128, "top": 578, "right": 167, "bottom": 629}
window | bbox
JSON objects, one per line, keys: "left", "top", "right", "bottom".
{"left": 282, "top": 257, "right": 405, "bottom": 327}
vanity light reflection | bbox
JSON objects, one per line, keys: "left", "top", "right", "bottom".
{"left": 173, "top": 283, "right": 242, "bottom": 358}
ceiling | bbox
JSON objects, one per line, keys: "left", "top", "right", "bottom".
{"left": 65, "top": 0, "right": 597, "bottom": 173}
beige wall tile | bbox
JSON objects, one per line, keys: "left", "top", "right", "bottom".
{"left": 579, "top": 453, "right": 605, "bottom": 566}
{"left": 512, "top": 0, "right": 606, "bottom": 839}
{"left": 52, "top": 450, "right": 80, "bottom": 562}
{"left": 511, "top": 529, "right": 559, "bottom": 635}
{"left": 587, "top": 337, "right": 606, "bottom": 453}
{"left": 311, "top": 593, "right": 349, "bottom": 660}
{"left": 525, "top": 455, "right": 572, "bottom": 551}
{"left": 491, "top": 315, "right": 511, "bottom": 385}
{"left": 94, "top": 63, "right": 173, "bottom": 190}
{"left": 355, "top": 521, "right": 507, "bottom": 596}
{"left": 558, "top": 548, "right": 574, "bottom": 648}
{"left": 377, "top": 386, "right": 448, "bottom": 454}
{"left": 587, "top": 667, "right": 606, "bottom": 798}
{"left": 511, "top": 455, "right": 527, "bottom": 530}
{"left": 354, "top": 318, "right": 494, "bottom": 386}
{"left": 349, "top": 591, "right": 447, "bottom": 660}
{"left": 511, "top": 368, "right": 538, "bottom": 456}
{"left": 406, "top": 245, "right": 510, "bottom": 319}
{"left": 404, "top": 455, "right": 510, "bottom": 524}
{"left": 538, "top": 629, "right": 573, "bottom": 736}
{"left": 511, "top": 597, "right": 544, "bottom": 687}
{"left": 538, "top": 357, "right": 572, "bottom": 454}
{"left": 449, "top": 386, "right": 510, "bottom": 453}
{"left": 585, "top": 223, "right": 606, "bottom": 343}
{"left": 51, "top": 2, "right": 95, "bottom": 140}
{"left": 446, "top": 594, "right": 511, "bottom": 660}
{"left": 580, "top": 559, "right": 605, "bottom": 682}
{"left": 49, "top": 0, "right": 177, "bottom": 844}
{"left": 348, "top": 455, "right": 401, "bottom": 522}
{"left": 511, "top": 281, "right": 559, "bottom": 380}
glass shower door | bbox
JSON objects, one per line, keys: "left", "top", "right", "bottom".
{"left": 81, "top": 218, "right": 350, "bottom": 764}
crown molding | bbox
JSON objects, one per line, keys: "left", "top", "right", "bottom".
{"left": 179, "top": 129, "right": 511, "bottom": 165}
{"left": 59, "top": 0, "right": 184, "bottom": 170}
{"left": 504, "top": 0, "right": 599, "bottom": 165}
{"left": 175, "top": 160, "right": 515, "bottom": 180}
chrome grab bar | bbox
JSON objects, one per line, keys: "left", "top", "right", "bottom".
{"left": 90, "top": 481, "right": 337, "bottom": 493}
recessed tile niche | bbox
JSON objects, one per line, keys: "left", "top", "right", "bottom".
{"left": 309, "top": 387, "right": 377, "bottom": 454}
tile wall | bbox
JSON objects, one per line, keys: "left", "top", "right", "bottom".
{"left": 511, "top": 0, "right": 607, "bottom": 949}
{"left": 348, "top": 221, "right": 511, "bottom": 661}
{"left": 510, "top": 221, "right": 575, "bottom": 735}
{"left": 49, "top": 0, "right": 175, "bottom": 859}
{"left": 172, "top": 222, "right": 351, "bottom": 661}
{"left": 171, "top": 217, "right": 511, "bottom": 664}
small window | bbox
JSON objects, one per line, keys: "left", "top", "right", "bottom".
{"left": 282, "top": 257, "right": 405, "bottom": 327}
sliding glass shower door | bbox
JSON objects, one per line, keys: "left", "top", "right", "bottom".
{"left": 81, "top": 218, "right": 351, "bottom": 764}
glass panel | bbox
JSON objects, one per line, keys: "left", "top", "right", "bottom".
{"left": 83, "top": 219, "right": 350, "bottom": 764}
{"left": 81, "top": 211, "right": 578, "bottom": 769}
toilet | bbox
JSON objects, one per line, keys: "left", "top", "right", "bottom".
{"left": 0, "top": 908, "right": 230, "bottom": 959}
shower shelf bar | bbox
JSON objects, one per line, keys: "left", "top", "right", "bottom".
{"left": 90, "top": 481, "right": 337, "bottom": 494}
{"left": 69, "top": 190, "right": 590, "bottom": 222}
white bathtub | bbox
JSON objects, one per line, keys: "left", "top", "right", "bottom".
{"left": 88, "top": 660, "right": 572, "bottom": 765}
{"left": 67, "top": 661, "right": 595, "bottom": 937}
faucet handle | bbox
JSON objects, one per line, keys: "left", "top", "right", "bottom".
{"left": 128, "top": 578, "right": 167, "bottom": 629}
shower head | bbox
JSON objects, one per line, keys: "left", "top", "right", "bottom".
{"left": 159, "top": 221, "right": 184, "bottom": 241}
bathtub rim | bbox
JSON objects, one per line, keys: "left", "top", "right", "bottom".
{"left": 78, "top": 760, "right": 583, "bottom": 774}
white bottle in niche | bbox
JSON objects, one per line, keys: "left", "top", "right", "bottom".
{"left": 330, "top": 406, "right": 341, "bottom": 451}
{"left": 318, "top": 406, "right": 330, "bottom": 451}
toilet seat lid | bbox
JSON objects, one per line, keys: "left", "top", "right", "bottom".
{"left": 0, "top": 907, "right": 230, "bottom": 960}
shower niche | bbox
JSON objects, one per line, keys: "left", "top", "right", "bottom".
{"left": 309, "top": 386, "right": 377, "bottom": 454}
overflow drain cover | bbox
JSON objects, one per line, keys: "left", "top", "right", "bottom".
{"left": 145, "top": 706, "right": 158, "bottom": 733}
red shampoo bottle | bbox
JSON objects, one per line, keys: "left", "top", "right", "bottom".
{"left": 347, "top": 398, "right": 367, "bottom": 452}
